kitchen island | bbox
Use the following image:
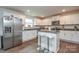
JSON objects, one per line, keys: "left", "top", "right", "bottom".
{"left": 37, "top": 30, "right": 60, "bottom": 53}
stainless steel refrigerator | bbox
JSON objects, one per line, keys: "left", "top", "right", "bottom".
{"left": 0, "top": 15, "right": 22, "bottom": 49}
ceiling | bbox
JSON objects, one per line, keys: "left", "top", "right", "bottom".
{"left": 1, "top": 6, "right": 79, "bottom": 17}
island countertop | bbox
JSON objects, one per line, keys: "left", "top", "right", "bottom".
{"left": 38, "top": 30, "right": 60, "bottom": 34}
{"left": 23, "top": 28, "right": 40, "bottom": 31}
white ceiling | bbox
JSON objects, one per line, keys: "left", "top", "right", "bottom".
{"left": 1, "top": 6, "right": 79, "bottom": 17}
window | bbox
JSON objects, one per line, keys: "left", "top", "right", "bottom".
{"left": 24, "top": 18, "right": 34, "bottom": 27}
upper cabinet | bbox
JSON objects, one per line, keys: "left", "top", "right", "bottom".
{"left": 42, "top": 18, "right": 52, "bottom": 25}
{"left": 51, "top": 16, "right": 60, "bottom": 21}
{"left": 69, "top": 14, "right": 79, "bottom": 24}
{"left": 34, "top": 18, "right": 42, "bottom": 25}
{"left": 60, "top": 15, "right": 71, "bottom": 24}
{"left": 60, "top": 13, "right": 79, "bottom": 25}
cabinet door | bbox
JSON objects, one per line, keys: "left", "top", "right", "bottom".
{"left": 54, "top": 16, "right": 60, "bottom": 21}
{"left": 59, "top": 31, "right": 64, "bottom": 39}
{"left": 51, "top": 17, "right": 55, "bottom": 21}
{"left": 49, "top": 39, "right": 55, "bottom": 52}
{"left": 69, "top": 14, "right": 79, "bottom": 24}
{"left": 64, "top": 31, "right": 73, "bottom": 41}
{"left": 40, "top": 36, "right": 48, "bottom": 49}
{"left": 65, "top": 16, "right": 71, "bottom": 24}
{"left": 60, "top": 15, "right": 71, "bottom": 24}
{"left": 60, "top": 16, "right": 66, "bottom": 24}
{"left": 73, "top": 31, "right": 79, "bottom": 42}
{"left": 60, "top": 31, "right": 73, "bottom": 41}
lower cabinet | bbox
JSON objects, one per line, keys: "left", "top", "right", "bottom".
{"left": 72, "top": 31, "right": 79, "bottom": 43}
{"left": 60, "top": 31, "right": 79, "bottom": 44}
{"left": 22, "top": 30, "right": 37, "bottom": 42}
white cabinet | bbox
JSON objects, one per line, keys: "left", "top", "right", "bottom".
{"left": 60, "top": 31, "right": 79, "bottom": 44}
{"left": 54, "top": 16, "right": 60, "bottom": 21}
{"left": 60, "top": 31, "right": 72, "bottom": 40}
{"left": 22, "top": 30, "right": 37, "bottom": 42}
{"left": 64, "top": 31, "right": 73, "bottom": 40}
{"left": 69, "top": 14, "right": 79, "bottom": 24}
{"left": 37, "top": 31, "right": 60, "bottom": 53}
{"left": 52, "top": 16, "right": 60, "bottom": 21}
{"left": 41, "top": 36, "right": 48, "bottom": 49}
{"left": 65, "top": 16, "right": 71, "bottom": 24}
{"left": 60, "top": 16, "right": 66, "bottom": 24}
{"left": 42, "top": 18, "right": 51, "bottom": 25}
{"left": 49, "top": 39, "right": 56, "bottom": 52}
{"left": 60, "top": 15, "right": 71, "bottom": 24}
{"left": 59, "top": 31, "right": 64, "bottom": 39}
{"left": 72, "top": 31, "right": 79, "bottom": 43}
{"left": 60, "top": 14, "right": 79, "bottom": 24}
{"left": 34, "top": 18, "right": 42, "bottom": 25}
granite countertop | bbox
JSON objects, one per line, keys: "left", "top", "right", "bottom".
{"left": 38, "top": 30, "right": 60, "bottom": 34}
{"left": 23, "top": 27, "right": 40, "bottom": 31}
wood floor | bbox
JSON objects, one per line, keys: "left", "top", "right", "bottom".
{"left": 0, "top": 39, "right": 79, "bottom": 53}
{"left": 58, "top": 40, "right": 79, "bottom": 53}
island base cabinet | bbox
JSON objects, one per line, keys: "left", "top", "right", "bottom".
{"left": 38, "top": 36, "right": 48, "bottom": 50}
{"left": 37, "top": 32, "right": 60, "bottom": 53}
{"left": 49, "top": 39, "right": 55, "bottom": 52}
{"left": 49, "top": 38, "right": 60, "bottom": 53}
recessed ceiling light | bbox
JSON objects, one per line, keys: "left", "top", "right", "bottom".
{"left": 27, "top": 9, "right": 30, "bottom": 12}
{"left": 62, "top": 9, "right": 66, "bottom": 12}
